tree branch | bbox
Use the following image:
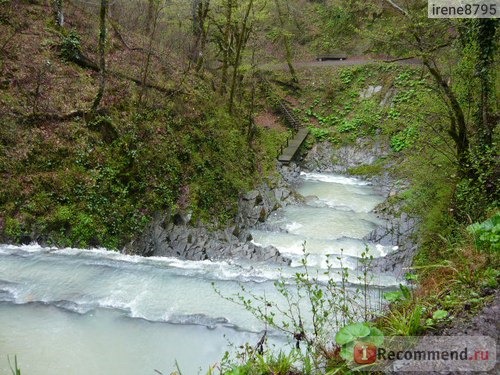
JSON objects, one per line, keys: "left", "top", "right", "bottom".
{"left": 383, "top": 55, "right": 420, "bottom": 63}
{"left": 67, "top": 51, "right": 178, "bottom": 96}
{"left": 384, "top": 0, "right": 409, "bottom": 16}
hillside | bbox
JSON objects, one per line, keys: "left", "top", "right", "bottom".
{"left": 0, "top": 0, "right": 289, "bottom": 248}
{"left": 0, "top": 0, "right": 498, "bottom": 374}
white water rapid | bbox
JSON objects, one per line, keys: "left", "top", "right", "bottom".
{"left": 0, "top": 172, "right": 398, "bottom": 374}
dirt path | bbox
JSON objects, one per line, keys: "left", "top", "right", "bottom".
{"left": 260, "top": 55, "right": 422, "bottom": 71}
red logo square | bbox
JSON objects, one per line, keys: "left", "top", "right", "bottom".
{"left": 354, "top": 342, "right": 377, "bottom": 365}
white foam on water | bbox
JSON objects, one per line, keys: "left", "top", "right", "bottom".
{"left": 300, "top": 172, "right": 370, "bottom": 186}
{"left": 376, "top": 244, "right": 387, "bottom": 257}
{"left": 285, "top": 221, "right": 304, "bottom": 232}
{"left": 0, "top": 171, "right": 399, "bottom": 374}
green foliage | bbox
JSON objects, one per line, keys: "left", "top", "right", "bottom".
{"left": 454, "top": 147, "right": 498, "bottom": 222}
{"left": 60, "top": 30, "right": 82, "bottom": 61}
{"left": 4, "top": 217, "right": 21, "bottom": 241}
{"left": 392, "top": 89, "right": 416, "bottom": 104}
{"left": 381, "top": 304, "right": 425, "bottom": 336}
{"left": 215, "top": 250, "right": 380, "bottom": 373}
{"left": 431, "top": 309, "right": 448, "bottom": 320}
{"left": 390, "top": 126, "right": 417, "bottom": 152}
{"left": 0, "top": 84, "right": 275, "bottom": 247}
{"left": 337, "top": 118, "right": 361, "bottom": 133}
{"left": 312, "top": 5, "right": 355, "bottom": 53}
{"left": 308, "top": 127, "right": 330, "bottom": 142}
{"left": 347, "top": 160, "right": 385, "bottom": 177}
{"left": 393, "top": 71, "right": 418, "bottom": 87}
{"left": 454, "top": 179, "right": 492, "bottom": 223}
{"left": 467, "top": 213, "right": 500, "bottom": 252}
{"left": 335, "top": 323, "right": 370, "bottom": 346}
{"left": 482, "top": 267, "right": 499, "bottom": 289}
{"left": 383, "top": 284, "right": 411, "bottom": 304}
{"left": 71, "top": 213, "right": 96, "bottom": 247}
{"left": 404, "top": 273, "right": 419, "bottom": 282}
{"left": 339, "top": 69, "right": 355, "bottom": 85}
{"left": 8, "top": 355, "right": 21, "bottom": 375}
{"left": 335, "top": 323, "right": 384, "bottom": 362}
{"left": 220, "top": 348, "right": 300, "bottom": 375}
{"left": 425, "top": 309, "right": 449, "bottom": 329}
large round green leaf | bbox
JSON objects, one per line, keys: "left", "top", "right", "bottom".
{"left": 335, "top": 323, "right": 371, "bottom": 345}
{"left": 340, "top": 341, "right": 355, "bottom": 361}
{"left": 358, "top": 326, "right": 384, "bottom": 346}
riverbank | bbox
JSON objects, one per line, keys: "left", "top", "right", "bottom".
{"left": 0, "top": 168, "right": 403, "bottom": 375}
{"left": 123, "top": 162, "right": 302, "bottom": 265}
{"left": 124, "top": 149, "right": 414, "bottom": 281}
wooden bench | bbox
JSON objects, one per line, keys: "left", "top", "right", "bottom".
{"left": 316, "top": 54, "right": 348, "bottom": 61}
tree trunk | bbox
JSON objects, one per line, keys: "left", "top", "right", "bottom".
{"left": 53, "top": 0, "right": 64, "bottom": 27}
{"left": 92, "top": 0, "right": 108, "bottom": 112}
{"left": 140, "top": 0, "right": 160, "bottom": 104}
{"left": 423, "top": 59, "right": 470, "bottom": 177}
{"left": 274, "top": 0, "right": 298, "bottom": 83}
{"left": 474, "top": 19, "right": 497, "bottom": 148}
{"left": 145, "top": 0, "right": 154, "bottom": 34}
{"left": 191, "top": 0, "right": 210, "bottom": 70}
{"left": 228, "top": 0, "right": 253, "bottom": 114}
{"left": 192, "top": 0, "right": 202, "bottom": 36}
{"left": 220, "top": 0, "right": 234, "bottom": 94}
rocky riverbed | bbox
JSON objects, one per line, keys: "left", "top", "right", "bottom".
{"left": 126, "top": 140, "right": 419, "bottom": 279}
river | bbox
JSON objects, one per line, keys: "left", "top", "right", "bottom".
{"left": 0, "top": 172, "right": 398, "bottom": 374}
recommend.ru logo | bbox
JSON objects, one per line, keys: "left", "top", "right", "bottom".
{"left": 347, "top": 336, "right": 496, "bottom": 372}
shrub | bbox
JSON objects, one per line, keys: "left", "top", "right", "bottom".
{"left": 4, "top": 217, "right": 21, "bottom": 241}
{"left": 60, "top": 30, "right": 82, "bottom": 61}
{"left": 467, "top": 213, "right": 500, "bottom": 253}
{"left": 309, "top": 127, "right": 330, "bottom": 141}
{"left": 215, "top": 250, "right": 380, "bottom": 373}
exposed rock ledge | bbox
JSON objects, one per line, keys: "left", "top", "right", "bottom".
{"left": 124, "top": 163, "right": 302, "bottom": 264}
{"left": 126, "top": 138, "right": 418, "bottom": 277}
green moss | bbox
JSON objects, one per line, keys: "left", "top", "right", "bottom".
{"left": 347, "top": 161, "right": 385, "bottom": 177}
{"left": 0, "top": 81, "right": 284, "bottom": 248}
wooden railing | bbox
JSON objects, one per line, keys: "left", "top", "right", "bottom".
{"left": 255, "top": 71, "right": 308, "bottom": 162}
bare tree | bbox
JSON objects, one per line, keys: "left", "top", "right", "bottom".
{"left": 220, "top": 0, "right": 234, "bottom": 94}
{"left": 91, "top": 0, "right": 108, "bottom": 111}
{"left": 228, "top": 0, "right": 254, "bottom": 113}
{"left": 140, "top": 0, "right": 161, "bottom": 104}
{"left": 145, "top": 0, "right": 155, "bottom": 34}
{"left": 274, "top": 0, "right": 297, "bottom": 83}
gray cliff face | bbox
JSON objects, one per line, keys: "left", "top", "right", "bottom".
{"left": 124, "top": 163, "right": 299, "bottom": 264}
{"left": 301, "top": 138, "right": 388, "bottom": 174}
